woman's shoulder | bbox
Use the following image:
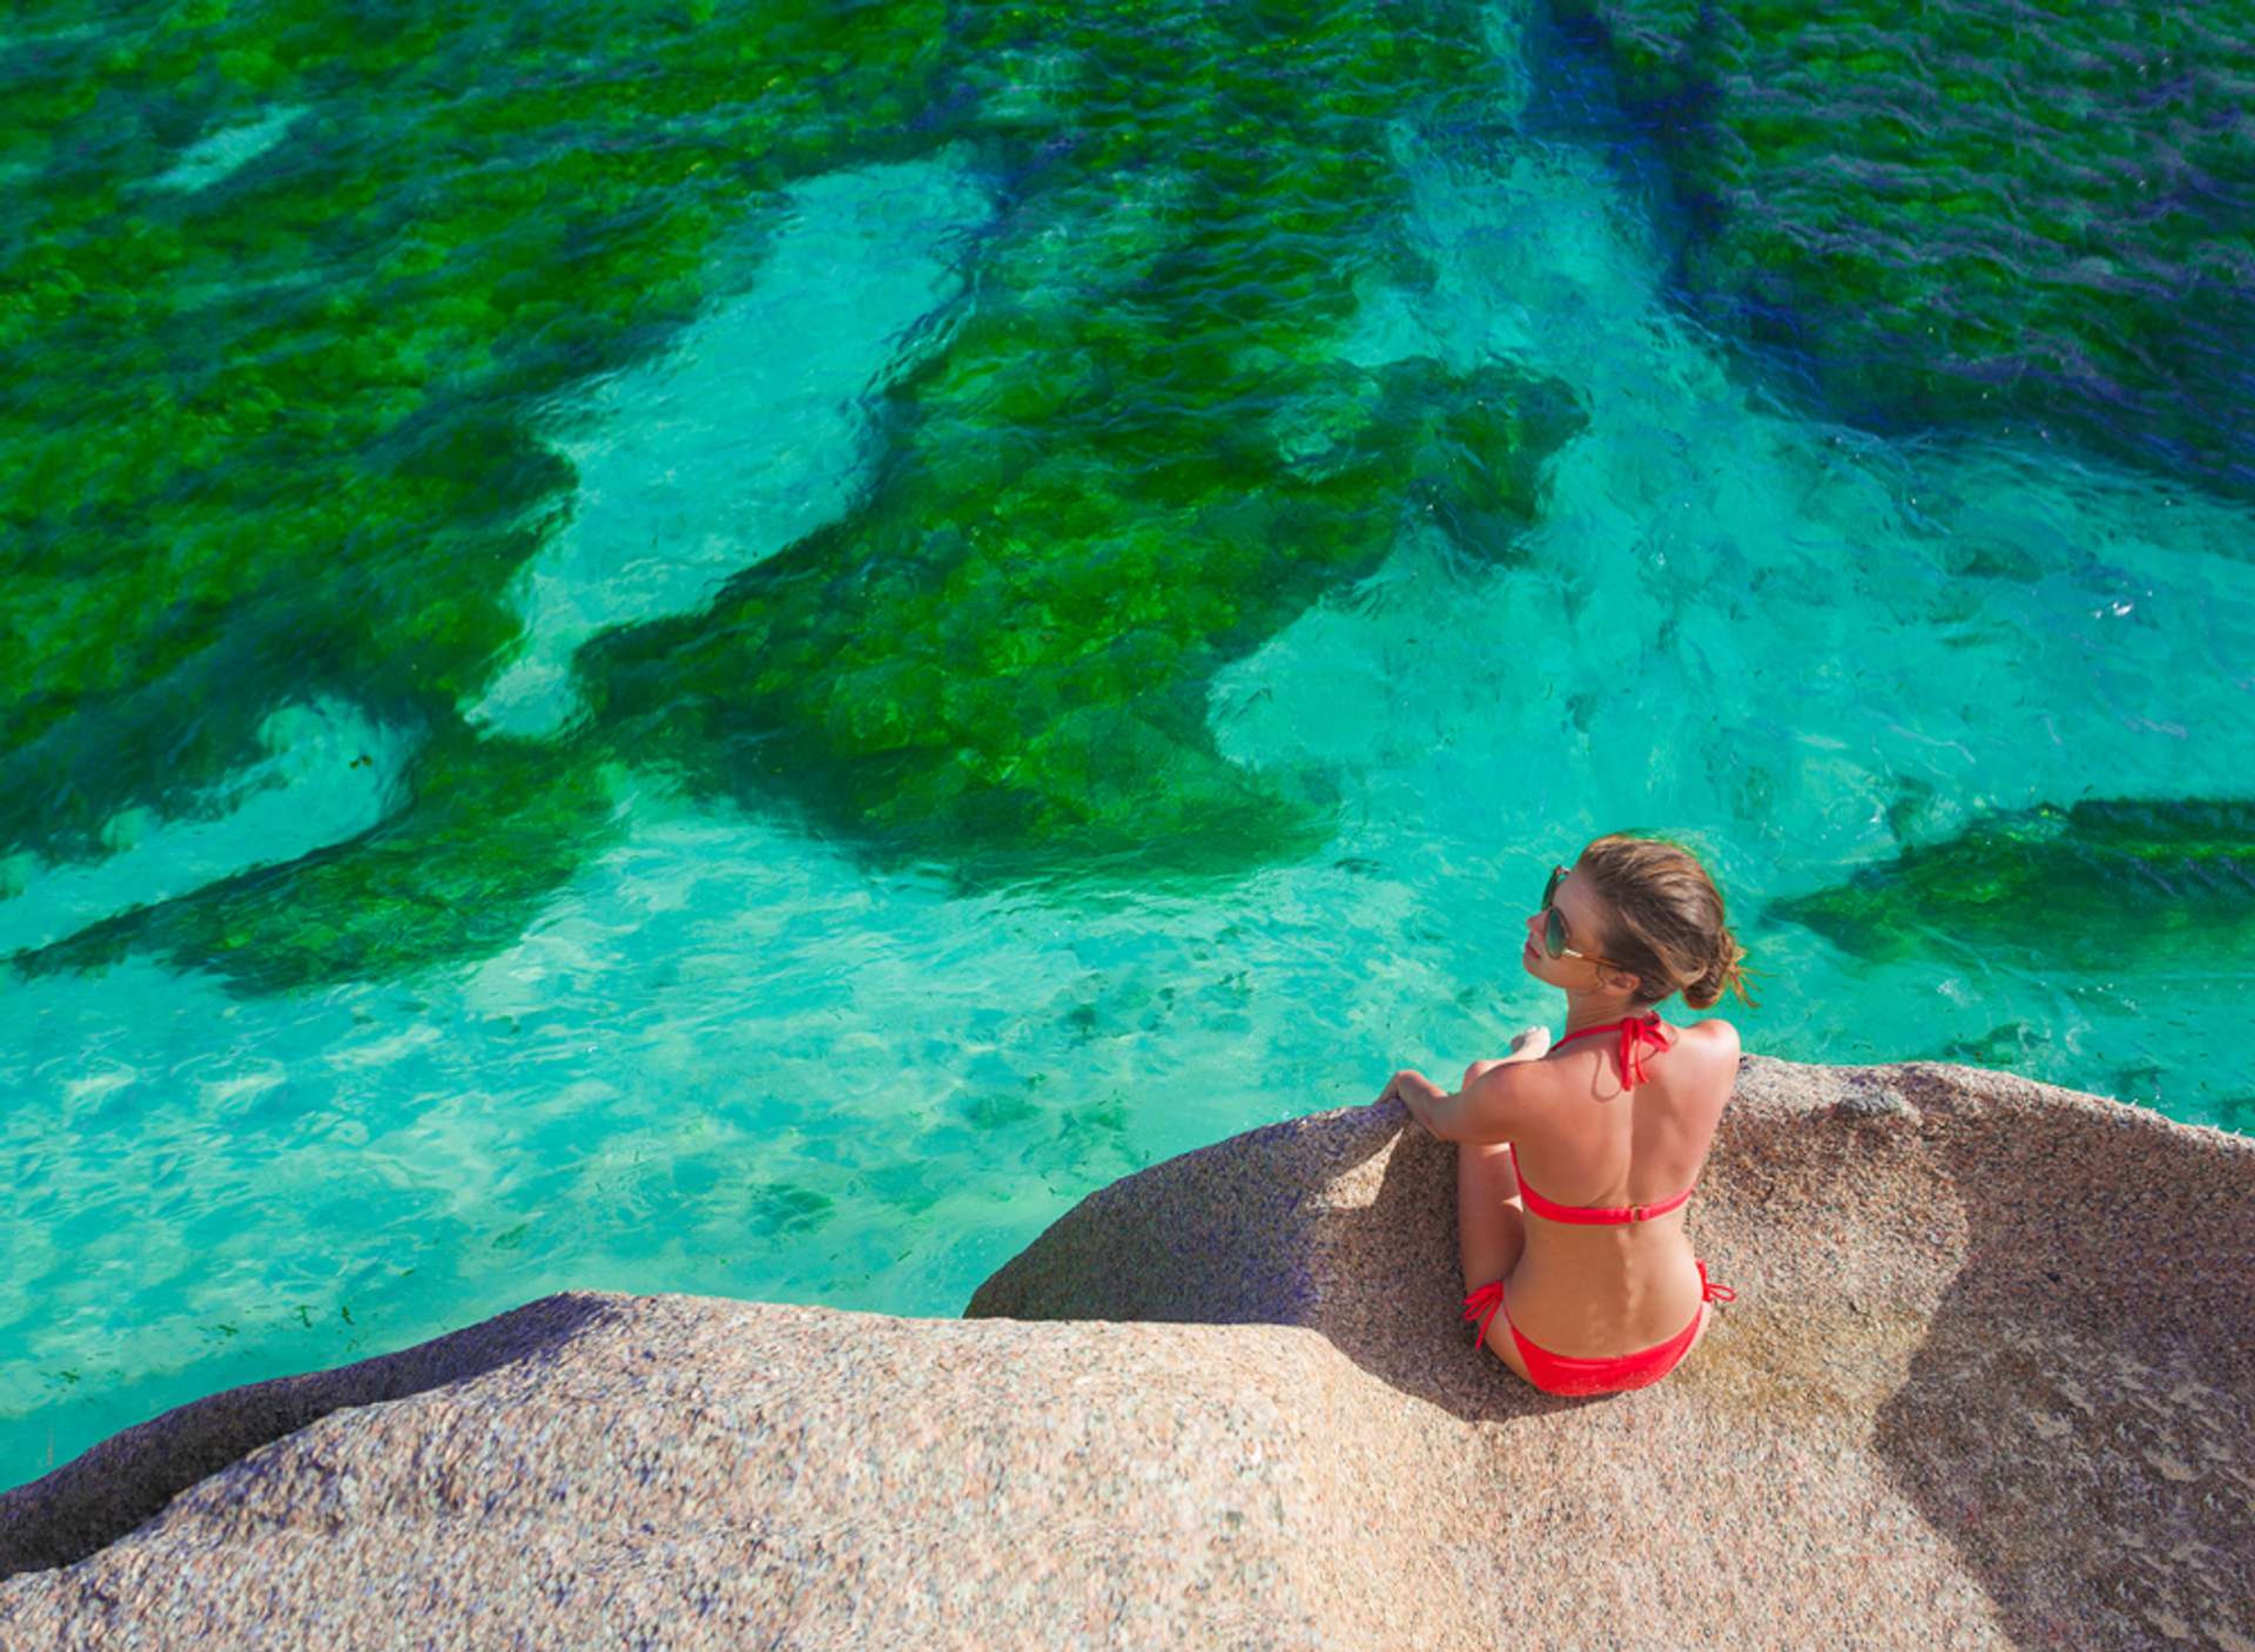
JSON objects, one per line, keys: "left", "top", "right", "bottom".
{"left": 1674, "top": 1016, "right": 1741, "bottom": 1063}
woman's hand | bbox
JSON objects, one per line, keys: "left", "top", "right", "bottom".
{"left": 1377, "top": 1068, "right": 1449, "bottom": 1134}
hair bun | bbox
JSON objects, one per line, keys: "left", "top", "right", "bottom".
{"left": 1705, "top": 936, "right": 1759, "bottom": 1009}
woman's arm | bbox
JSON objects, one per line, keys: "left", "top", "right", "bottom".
{"left": 1381, "top": 1028, "right": 1551, "bottom": 1140}
{"left": 1428, "top": 1027, "right": 1556, "bottom": 1142}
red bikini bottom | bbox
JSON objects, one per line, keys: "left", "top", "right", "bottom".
{"left": 1462, "top": 1260, "right": 1735, "bottom": 1397}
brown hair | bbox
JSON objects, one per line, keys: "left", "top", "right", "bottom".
{"left": 1575, "top": 831, "right": 1761, "bottom": 1011}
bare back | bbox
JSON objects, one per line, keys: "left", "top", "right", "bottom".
{"left": 1500, "top": 1018, "right": 1738, "bottom": 1357}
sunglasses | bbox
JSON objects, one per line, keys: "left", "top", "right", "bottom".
{"left": 1540, "top": 865, "right": 1631, "bottom": 972}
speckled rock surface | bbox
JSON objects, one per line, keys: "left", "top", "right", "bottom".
{"left": 2, "top": 1054, "right": 2249, "bottom": 1650}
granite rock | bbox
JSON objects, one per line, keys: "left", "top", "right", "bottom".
{"left": 2, "top": 1054, "right": 2249, "bottom": 1650}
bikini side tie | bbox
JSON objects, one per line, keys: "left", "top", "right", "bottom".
{"left": 1461, "top": 1279, "right": 1505, "bottom": 1350}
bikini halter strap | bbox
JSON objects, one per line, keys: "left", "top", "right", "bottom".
{"left": 1551, "top": 1012, "right": 1671, "bottom": 1088}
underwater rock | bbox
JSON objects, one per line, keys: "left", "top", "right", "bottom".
{"left": 1770, "top": 795, "right": 2255, "bottom": 970}
{"left": 1557, "top": 0, "right": 2255, "bottom": 499}
{"left": 3, "top": 1054, "right": 2246, "bottom": 1648}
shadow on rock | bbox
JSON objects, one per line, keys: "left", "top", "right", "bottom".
{"left": 965, "top": 1094, "right": 1624, "bottom": 1420}
{"left": 1867, "top": 1065, "right": 2254, "bottom": 1650}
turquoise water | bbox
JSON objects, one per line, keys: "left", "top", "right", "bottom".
{"left": 5, "top": 1, "right": 2252, "bottom": 1492}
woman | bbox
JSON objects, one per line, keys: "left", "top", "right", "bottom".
{"left": 1378, "top": 832, "right": 1759, "bottom": 1396}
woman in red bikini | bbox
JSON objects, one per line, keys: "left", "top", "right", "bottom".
{"left": 1377, "top": 832, "right": 1760, "bottom": 1397}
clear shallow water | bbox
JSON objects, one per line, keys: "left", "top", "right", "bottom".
{"left": 471, "top": 151, "right": 998, "bottom": 737}
{"left": 5, "top": 1, "right": 2251, "bottom": 1491}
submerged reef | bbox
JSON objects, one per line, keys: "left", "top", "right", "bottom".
{"left": 4, "top": 0, "right": 1583, "bottom": 989}
{"left": 1555, "top": 0, "right": 2255, "bottom": 498}
{"left": 15, "top": 0, "right": 2244, "bottom": 996}
{"left": 1769, "top": 796, "right": 2255, "bottom": 972}
{"left": 588, "top": 0, "right": 1596, "bottom": 885}
{"left": 1, "top": 2, "right": 945, "bottom": 867}
{"left": 16, "top": 729, "right": 631, "bottom": 993}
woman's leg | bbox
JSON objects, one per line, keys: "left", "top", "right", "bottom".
{"left": 1456, "top": 1141, "right": 1526, "bottom": 1297}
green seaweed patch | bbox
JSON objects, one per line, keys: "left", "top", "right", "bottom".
{"left": 9, "top": 0, "right": 1587, "bottom": 986}
{"left": 575, "top": 0, "right": 1583, "bottom": 891}
{"left": 1771, "top": 797, "right": 2255, "bottom": 972}
{"left": 13, "top": 726, "right": 628, "bottom": 994}
{"left": 581, "top": 353, "right": 1583, "bottom": 891}
{"left": 0, "top": 0, "right": 945, "bottom": 864}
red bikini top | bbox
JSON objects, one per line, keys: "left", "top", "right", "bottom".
{"left": 1509, "top": 1012, "right": 1694, "bottom": 1225}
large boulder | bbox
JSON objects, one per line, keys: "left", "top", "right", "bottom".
{"left": 2, "top": 1055, "right": 2249, "bottom": 1649}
